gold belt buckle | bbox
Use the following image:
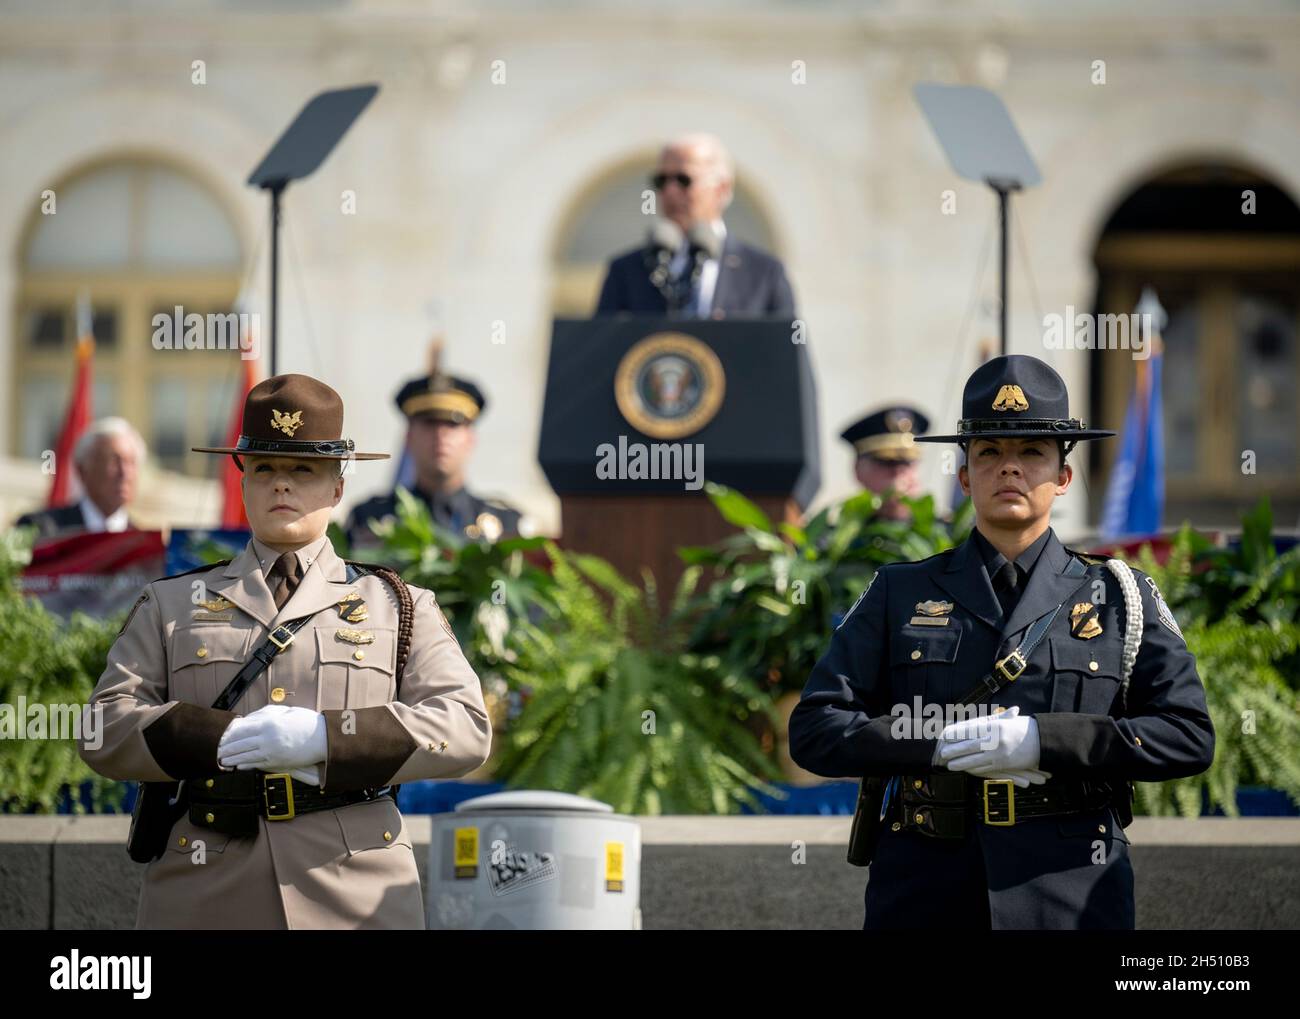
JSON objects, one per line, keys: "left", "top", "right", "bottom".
{"left": 263, "top": 773, "right": 296, "bottom": 820}
{"left": 994, "top": 650, "right": 1027, "bottom": 683}
{"left": 983, "top": 778, "right": 1015, "bottom": 826}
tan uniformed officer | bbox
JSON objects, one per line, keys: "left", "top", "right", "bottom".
{"left": 79, "top": 374, "right": 491, "bottom": 929}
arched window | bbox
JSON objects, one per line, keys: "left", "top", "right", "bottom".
{"left": 1091, "top": 163, "right": 1300, "bottom": 527}
{"left": 550, "top": 156, "right": 779, "bottom": 317}
{"left": 14, "top": 158, "right": 246, "bottom": 477}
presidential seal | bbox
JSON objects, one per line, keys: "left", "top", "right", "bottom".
{"left": 614, "top": 332, "right": 725, "bottom": 439}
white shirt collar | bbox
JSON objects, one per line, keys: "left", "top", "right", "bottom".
{"left": 78, "top": 496, "right": 129, "bottom": 533}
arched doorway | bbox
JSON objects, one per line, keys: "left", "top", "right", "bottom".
{"left": 1090, "top": 163, "right": 1300, "bottom": 528}
{"left": 12, "top": 157, "right": 246, "bottom": 480}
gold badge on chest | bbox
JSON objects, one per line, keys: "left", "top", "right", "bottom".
{"left": 335, "top": 628, "right": 375, "bottom": 645}
{"left": 915, "top": 600, "right": 953, "bottom": 617}
{"left": 1070, "top": 601, "right": 1103, "bottom": 639}
{"left": 336, "top": 591, "right": 369, "bottom": 624}
{"left": 192, "top": 594, "right": 235, "bottom": 620}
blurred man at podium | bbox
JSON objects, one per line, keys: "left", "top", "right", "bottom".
{"left": 595, "top": 133, "right": 796, "bottom": 319}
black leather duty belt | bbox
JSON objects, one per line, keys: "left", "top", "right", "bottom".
{"left": 187, "top": 771, "right": 393, "bottom": 836}
{"left": 893, "top": 771, "right": 1114, "bottom": 838}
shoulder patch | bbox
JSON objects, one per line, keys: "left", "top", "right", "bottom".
{"left": 118, "top": 590, "right": 150, "bottom": 637}
{"left": 838, "top": 572, "right": 878, "bottom": 630}
{"left": 1141, "top": 574, "right": 1185, "bottom": 641}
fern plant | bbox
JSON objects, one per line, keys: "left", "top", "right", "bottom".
{"left": 496, "top": 543, "right": 783, "bottom": 814}
{"left": 0, "top": 527, "right": 127, "bottom": 813}
{"left": 1128, "top": 509, "right": 1300, "bottom": 817}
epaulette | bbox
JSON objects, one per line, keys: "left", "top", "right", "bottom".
{"left": 1066, "top": 547, "right": 1109, "bottom": 566}
{"left": 153, "top": 558, "right": 232, "bottom": 582}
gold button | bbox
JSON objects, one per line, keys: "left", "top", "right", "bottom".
{"left": 205, "top": 779, "right": 214, "bottom": 788}
{"left": 1089, "top": 661, "right": 1099, "bottom": 672}
{"left": 205, "top": 812, "right": 215, "bottom": 823}
{"left": 915, "top": 812, "right": 925, "bottom": 824}
{"left": 270, "top": 687, "right": 286, "bottom": 703}
{"left": 354, "top": 650, "right": 365, "bottom": 661}
{"left": 910, "top": 650, "right": 922, "bottom": 661}
{"left": 891, "top": 822, "right": 901, "bottom": 831}
{"left": 1134, "top": 737, "right": 1142, "bottom": 746}
{"left": 1098, "top": 824, "right": 1106, "bottom": 833}
{"left": 913, "top": 779, "right": 923, "bottom": 790}
{"left": 196, "top": 647, "right": 208, "bottom": 659}
{"left": 178, "top": 836, "right": 187, "bottom": 847}
{"left": 383, "top": 831, "right": 393, "bottom": 842}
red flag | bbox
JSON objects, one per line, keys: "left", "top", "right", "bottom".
{"left": 219, "top": 355, "right": 258, "bottom": 528}
{"left": 48, "top": 298, "right": 95, "bottom": 508}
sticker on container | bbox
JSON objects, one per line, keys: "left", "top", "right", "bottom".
{"left": 605, "top": 841, "right": 624, "bottom": 893}
{"left": 487, "top": 843, "right": 557, "bottom": 897}
{"left": 454, "top": 826, "right": 479, "bottom": 880}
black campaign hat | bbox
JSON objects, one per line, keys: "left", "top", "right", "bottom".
{"left": 394, "top": 374, "right": 486, "bottom": 424}
{"left": 914, "top": 354, "right": 1115, "bottom": 448}
{"left": 840, "top": 405, "right": 929, "bottom": 462}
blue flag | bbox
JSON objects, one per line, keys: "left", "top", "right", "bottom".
{"left": 1100, "top": 348, "right": 1164, "bottom": 540}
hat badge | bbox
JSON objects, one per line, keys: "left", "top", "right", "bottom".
{"left": 270, "top": 409, "right": 304, "bottom": 437}
{"left": 884, "top": 409, "right": 914, "bottom": 433}
{"left": 991, "top": 385, "right": 1029, "bottom": 412}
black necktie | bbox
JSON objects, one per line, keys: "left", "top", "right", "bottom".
{"left": 992, "top": 560, "right": 1021, "bottom": 620}
{"left": 267, "top": 552, "right": 303, "bottom": 611}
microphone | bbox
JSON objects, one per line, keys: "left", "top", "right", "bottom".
{"left": 644, "top": 217, "right": 684, "bottom": 291}
{"left": 687, "top": 222, "right": 722, "bottom": 261}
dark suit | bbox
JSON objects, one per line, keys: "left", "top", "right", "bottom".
{"left": 595, "top": 234, "right": 795, "bottom": 318}
{"left": 14, "top": 503, "right": 90, "bottom": 540}
{"left": 789, "top": 526, "right": 1215, "bottom": 929}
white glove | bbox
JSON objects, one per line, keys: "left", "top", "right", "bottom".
{"left": 287, "top": 764, "right": 322, "bottom": 787}
{"left": 217, "top": 705, "right": 328, "bottom": 773}
{"left": 935, "top": 705, "right": 1042, "bottom": 773}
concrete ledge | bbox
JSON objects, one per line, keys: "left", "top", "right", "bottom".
{"left": 1, "top": 816, "right": 1297, "bottom": 929}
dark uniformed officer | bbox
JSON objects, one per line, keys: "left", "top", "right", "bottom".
{"left": 790, "top": 354, "right": 1215, "bottom": 930}
{"left": 346, "top": 370, "right": 522, "bottom": 547}
{"left": 840, "top": 405, "right": 930, "bottom": 521}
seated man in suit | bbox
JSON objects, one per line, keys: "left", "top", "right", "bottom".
{"left": 595, "top": 132, "right": 796, "bottom": 319}
{"left": 14, "top": 417, "right": 143, "bottom": 539}
{"left": 346, "top": 370, "right": 523, "bottom": 547}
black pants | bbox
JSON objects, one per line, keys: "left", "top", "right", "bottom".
{"left": 862, "top": 814, "right": 993, "bottom": 930}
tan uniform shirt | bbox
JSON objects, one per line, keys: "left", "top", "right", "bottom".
{"left": 79, "top": 536, "right": 492, "bottom": 929}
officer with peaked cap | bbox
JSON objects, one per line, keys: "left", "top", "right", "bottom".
{"left": 79, "top": 374, "right": 491, "bottom": 929}
{"left": 840, "top": 405, "right": 930, "bottom": 521}
{"left": 346, "top": 366, "right": 523, "bottom": 547}
{"left": 790, "top": 354, "right": 1214, "bottom": 929}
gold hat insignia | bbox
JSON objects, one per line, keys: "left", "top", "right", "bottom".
{"left": 992, "top": 385, "right": 1030, "bottom": 412}
{"left": 1070, "top": 601, "right": 1103, "bottom": 639}
{"left": 270, "top": 408, "right": 305, "bottom": 436}
{"left": 335, "top": 628, "right": 375, "bottom": 645}
{"left": 915, "top": 599, "right": 954, "bottom": 617}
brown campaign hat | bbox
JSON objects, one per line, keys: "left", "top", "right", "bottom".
{"left": 192, "top": 373, "right": 390, "bottom": 461}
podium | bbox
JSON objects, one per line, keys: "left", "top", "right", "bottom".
{"left": 539, "top": 317, "right": 820, "bottom": 591}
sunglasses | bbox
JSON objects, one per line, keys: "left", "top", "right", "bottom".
{"left": 651, "top": 172, "right": 693, "bottom": 190}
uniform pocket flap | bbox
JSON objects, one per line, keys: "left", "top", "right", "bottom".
{"left": 334, "top": 797, "right": 410, "bottom": 855}
{"left": 316, "top": 628, "right": 396, "bottom": 672}
{"left": 170, "top": 627, "right": 250, "bottom": 666}
{"left": 1049, "top": 636, "right": 1120, "bottom": 680}
{"left": 891, "top": 627, "right": 963, "bottom": 666}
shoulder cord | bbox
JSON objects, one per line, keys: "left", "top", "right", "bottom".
{"left": 1103, "top": 558, "right": 1144, "bottom": 714}
{"left": 345, "top": 561, "right": 414, "bottom": 687}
